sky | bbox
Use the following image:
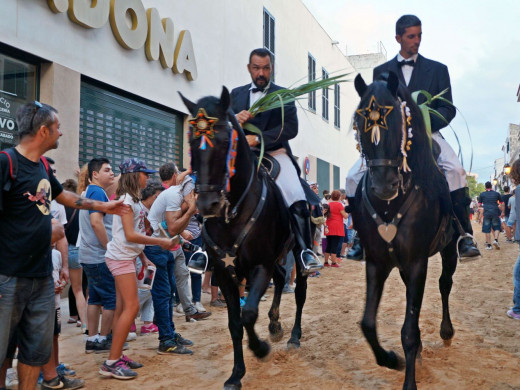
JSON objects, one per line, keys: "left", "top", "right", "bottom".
{"left": 301, "top": 0, "right": 520, "bottom": 182}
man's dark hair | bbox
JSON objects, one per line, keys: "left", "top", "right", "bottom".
{"left": 249, "top": 48, "right": 273, "bottom": 64}
{"left": 504, "top": 186, "right": 510, "bottom": 193}
{"left": 159, "top": 162, "right": 178, "bottom": 181}
{"left": 16, "top": 102, "right": 58, "bottom": 139}
{"left": 88, "top": 157, "right": 110, "bottom": 181}
{"left": 485, "top": 181, "right": 492, "bottom": 189}
{"left": 141, "top": 181, "right": 165, "bottom": 201}
{"left": 322, "top": 189, "right": 330, "bottom": 196}
{"left": 396, "top": 15, "right": 421, "bottom": 36}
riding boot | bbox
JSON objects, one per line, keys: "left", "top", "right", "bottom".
{"left": 289, "top": 201, "right": 323, "bottom": 276}
{"left": 346, "top": 232, "right": 364, "bottom": 261}
{"left": 451, "top": 187, "right": 481, "bottom": 259}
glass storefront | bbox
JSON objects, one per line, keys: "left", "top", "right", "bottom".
{"left": 0, "top": 52, "right": 38, "bottom": 150}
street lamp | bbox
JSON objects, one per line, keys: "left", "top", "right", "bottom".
{"left": 492, "top": 178, "right": 498, "bottom": 186}
{"left": 504, "top": 163, "right": 511, "bottom": 175}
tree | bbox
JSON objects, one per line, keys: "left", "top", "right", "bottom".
{"left": 467, "top": 175, "right": 485, "bottom": 198}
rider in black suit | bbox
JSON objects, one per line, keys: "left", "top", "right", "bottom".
{"left": 231, "top": 48, "right": 322, "bottom": 275}
{"left": 373, "top": 15, "right": 479, "bottom": 259}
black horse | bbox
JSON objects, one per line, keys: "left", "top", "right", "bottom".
{"left": 351, "top": 72, "right": 458, "bottom": 390}
{"left": 180, "top": 87, "right": 312, "bottom": 390}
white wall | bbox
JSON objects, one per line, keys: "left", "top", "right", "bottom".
{"left": 1, "top": 0, "right": 385, "bottom": 187}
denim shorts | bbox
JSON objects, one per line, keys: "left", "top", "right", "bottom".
{"left": 68, "top": 245, "right": 81, "bottom": 270}
{"left": 81, "top": 262, "right": 116, "bottom": 310}
{"left": 0, "top": 274, "right": 55, "bottom": 366}
{"left": 482, "top": 215, "right": 501, "bottom": 233}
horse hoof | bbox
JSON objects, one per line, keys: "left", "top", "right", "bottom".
{"left": 223, "top": 384, "right": 241, "bottom": 390}
{"left": 269, "top": 323, "right": 284, "bottom": 342}
{"left": 254, "top": 340, "right": 271, "bottom": 360}
{"left": 287, "top": 338, "right": 300, "bottom": 350}
{"left": 388, "top": 351, "right": 405, "bottom": 371}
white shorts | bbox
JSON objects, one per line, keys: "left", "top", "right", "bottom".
{"left": 268, "top": 149, "right": 306, "bottom": 206}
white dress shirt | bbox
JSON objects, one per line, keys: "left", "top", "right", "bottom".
{"left": 397, "top": 53, "right": 418, "bottom": 86}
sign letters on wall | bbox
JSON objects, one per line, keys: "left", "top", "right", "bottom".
{"left": 47, "top": 0, "right": 197, "bottom": 81}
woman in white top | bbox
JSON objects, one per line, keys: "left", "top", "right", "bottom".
{"left": 100, "top": 158, "right": 174, "bottom": 380}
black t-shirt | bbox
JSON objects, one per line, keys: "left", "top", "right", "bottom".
{"left": 502, "top": 193, "right": 512, "bottom": 217}
{"left": 478, "top": 190, "right": 502, "bottom": 218}
{"left": 0, "top": 149, "right": 63, "bottom": 277}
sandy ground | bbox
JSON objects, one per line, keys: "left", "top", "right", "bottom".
{"left": 55, "top": 221, "right": 520, "bottom": 390}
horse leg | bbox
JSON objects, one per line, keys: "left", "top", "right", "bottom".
{"left": 268, "top": 262, "right": 285, "bottom": 342}
{"left": 215, "top": 268, "right": 246, "bottom": 390}
{"left": 439, "top": 240, "right": 457, "bottom": 342}
{"left": 287, "top": 255, "right": 307, "bottom": 349}
{"left": 400, "top": 259, "right": 428, "bottom": 390}
{"left": 361, "top": 261, "right": 404, "bottom": 370}
{"left": 242, "top": 265, "right": 271, "bottom": 359}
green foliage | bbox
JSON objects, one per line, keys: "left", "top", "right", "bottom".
{"left": 467, "top": 175, "right": 485, "bottom": 198}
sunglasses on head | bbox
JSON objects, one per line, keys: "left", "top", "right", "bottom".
{"left": 29, "top": 101, "right": 43, "bottom": 131}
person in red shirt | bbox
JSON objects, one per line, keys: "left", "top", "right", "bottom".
{"left": 324, "top": 190, "right": 349, "bottom": 267}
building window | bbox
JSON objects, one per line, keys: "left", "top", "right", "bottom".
{"left": 263, "top": 8, "right": 275, "bottom": 69}
{"left": 308, "top": 53, "right": 316, "bottom": 111}
{"left": 0, "top": 52, "right": 38, "bottom": 149}
{"left": 322, "top": 68, "right": 329, "bottom": 121}
{"left": 334, "top": 84, "right": 340, "bottom": 128}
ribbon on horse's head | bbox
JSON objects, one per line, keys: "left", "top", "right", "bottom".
{"left": 356, "top": 95, "right": 393, "bottom": 146}
{"left": 189, "top": 108, "right": 217, "bottom": 150}
{"left": 188, "top": 107, "right": 240, "bottom": 195}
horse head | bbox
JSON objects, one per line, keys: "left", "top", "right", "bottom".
{"left": 180, "top": 87, "right": 242, "bottom": 218}
{"left": 354, "top": 72, "right": 405, "bottom": 201}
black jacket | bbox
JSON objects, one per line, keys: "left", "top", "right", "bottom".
{"left": 230, "top": 83, "right": 298, "bottom": 154}
{"left": 373, "top": 54, "right": 456, "bottom": 133}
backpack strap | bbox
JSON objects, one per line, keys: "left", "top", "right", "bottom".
{"left": 0, "top": 147, "right": 18, "bottom": 192}
{"left": 40, "top": 155, "right": 51, "bottom": 177}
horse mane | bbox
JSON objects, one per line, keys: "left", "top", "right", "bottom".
{"left": 396, "top": 85, "right": 449, "bottom": 204}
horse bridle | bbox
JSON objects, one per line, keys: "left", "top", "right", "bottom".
{"left": 193, "top": 110, "right": 255, "bottom": 222}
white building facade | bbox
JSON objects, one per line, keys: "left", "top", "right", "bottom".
{"left": 0, "top": 0, "right": 384, "bottom": 190}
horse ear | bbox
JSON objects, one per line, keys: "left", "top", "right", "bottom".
{"left": 387, "top": 71, "right": 399, "bottom": 97}
{"left": 220, "top": 86, "right": 231, "bottom": 110}
{"left": 178, "top": 92, "right": 196, "bottom": 114}
{"left": 354, "top": 74, "right": 367, "bottom": 97}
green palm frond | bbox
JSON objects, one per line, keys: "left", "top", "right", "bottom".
{"left": 248, "top": 73, "right": 350, "bottom": 116}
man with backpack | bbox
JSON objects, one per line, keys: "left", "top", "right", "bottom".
{"left": 0, "top": 101, "right": 129, "bottom": 390}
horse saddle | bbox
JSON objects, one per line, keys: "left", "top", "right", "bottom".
{"left": 253, "top": 150, "right": 281, "bottom": 180}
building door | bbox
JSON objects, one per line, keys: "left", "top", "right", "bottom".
{"left": 79, "top": 82, "right": 183, "bottom": 172}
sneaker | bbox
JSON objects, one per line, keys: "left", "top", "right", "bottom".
{"left": 56, "top": 363, "right": 76, "bottom": 376}
{"left": 85, "top": 339, "right": 110, "bottom": 354}
{"left": 173, "top": 332, "right": 194, "bottom": 346}
{"left": 157, "top": 338, "right": 193, "bottom": 355}
{"left": 120, "top": 354, "right": 143, "bottom": 369}
{"left": 130, "top": 323, "right": 136, "bottom": 332}
{"left": 140, "top": 323, "right": 159, "bottom": 334}
{"left": 331, "top": 263, "right": 340, "bottom": 268}
{"left": 99, "top": 359, "right": 137, "bottom": 380}
{"left": 194, "top": 301, "right": 206, "bottom": 312}
{"left": 485, "top": 243, "right": 492, "bottom": 250}
{"left": 506, "top": 309, "right": 520, "bottom": 320}
{"left": 493, "top": 240, "right": 500, "bottom": 250}
{"left": 41, "top": 375, "right": 85, "bottom": 389}
{"left": 210, "top": 299, "right": 227, "bottom": 308}
{"left": 323, "top": 262, "right": 330, "bottom": 267}
{"left": 126, "top": 332, "right": 137, "bottom": 342}
{"left": 185, "top": 310, "right": 212, "bottom": 322}
{"left": 6, "top": 367, "right": 18, "bottom": 387}
{"left": 175, "top": 304, "right": 184, "bottom": 314}
{"left": 282, "top": 286, "right": 295, "bottom": 294}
